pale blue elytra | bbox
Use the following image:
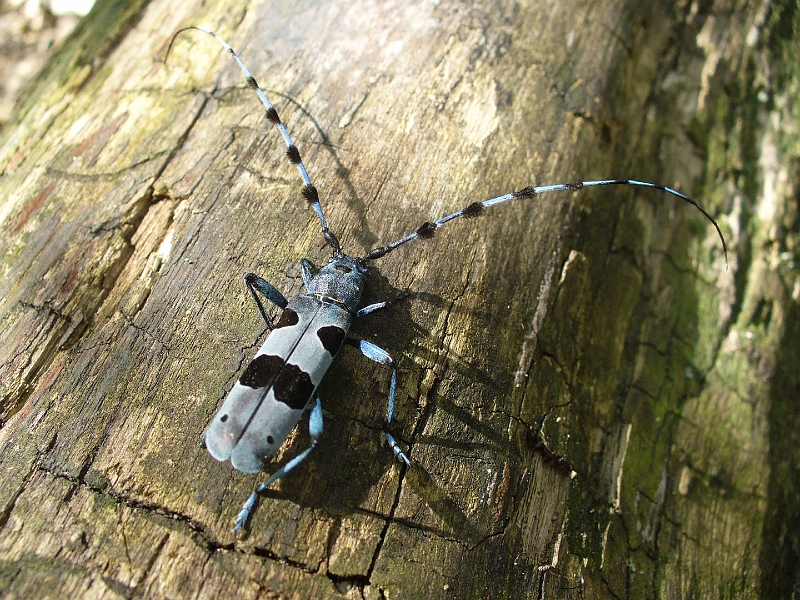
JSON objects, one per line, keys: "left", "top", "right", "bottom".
{"left": 165, "top": 27, "right": 729, "bottom": 534}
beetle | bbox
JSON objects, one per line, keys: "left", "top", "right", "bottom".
{"left": 166, "top": 26, "right": 728, "bottom": 534}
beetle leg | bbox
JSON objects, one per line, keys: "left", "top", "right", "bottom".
{"left": 233, "top": 394, "right": 323, "bottom": 535}
{"left": 345, "top": 338, "right": 411, "bottom": 466}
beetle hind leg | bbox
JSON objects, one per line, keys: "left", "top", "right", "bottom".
{"left": 233, "top": 394, "right": 323, "bottom": 535}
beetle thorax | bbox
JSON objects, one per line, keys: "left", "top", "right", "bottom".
{"left": 305, "top": 254, "right": 367, "bottom": 312}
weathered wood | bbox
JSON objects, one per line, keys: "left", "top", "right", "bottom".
{"left": 1, "top": 0, "right": 796, "bottom": 598}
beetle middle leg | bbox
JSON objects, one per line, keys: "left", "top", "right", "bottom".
{"left": 345, "top": 338, "right": 411, "bottom": 466}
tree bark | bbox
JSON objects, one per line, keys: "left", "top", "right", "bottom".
{"left": 0, "top": 0, "right": 796, "bottom": 598}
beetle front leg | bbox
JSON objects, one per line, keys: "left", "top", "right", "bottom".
{"left": 245, "top": 272, "right": 288, "bottom": 329}
{"left": 355, "top": 290, "right": 409, "bottom": 318}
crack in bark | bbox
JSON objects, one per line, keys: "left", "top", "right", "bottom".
{"left": 357, "top": 249, "right": 492, "bottom": 581}
{"left": 0, "top": 457, "right": 41, "bottom": 530}
{"left": 364, "top": 460, "right": 407, "bottom": 582}
{"left": 37, "top": 465, "right": 232, "bottom": 553}
{"left": 27, "top": 465, "right": 372, "bottom": 587}
{"left": 251, "top": 545, "right": 318, "bottom": 574}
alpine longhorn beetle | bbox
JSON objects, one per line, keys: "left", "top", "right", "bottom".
{"left": 165, "top": 26, "right": 728, "bottom": 534}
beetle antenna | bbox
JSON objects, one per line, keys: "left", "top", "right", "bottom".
{"left": 362, "top": 179, "right": 728, "bottom": 269}
{"left": 165, "top": 26, "right": 342, "bottom": 255}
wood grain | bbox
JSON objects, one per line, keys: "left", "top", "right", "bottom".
{"left": 1, "top": 0, "right": 796, "bottom": 598}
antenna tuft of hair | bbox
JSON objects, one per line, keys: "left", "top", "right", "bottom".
{"left": 286, "top": 145, "right": 302, "bottom": 164}
{"left": 416, "top": 222, "right": 437, "bottom": 239}
{"left": 564, "top": 181, "right": 584, "bottom": 190}
{"left": 324, "top": 231, "right": 342, "bottom": 255}
{"left": 512, "top": 186, "right": 536, "bottom": 199}
{"left": 302, "top": 185, "right": 319, "bottom": 204}
{"left": 265, "top": 107, "right": 281, "bottom": 125}
{"left": 365, "top": 247, "right": 389, "bottom": 260}
{"left": 461, "top": 202, "right": 485, "bottom": 218}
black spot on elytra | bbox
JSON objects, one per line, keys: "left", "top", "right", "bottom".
{"left": 317, "top": 325, "right": 346, "bottom": 355}
{"left": 240, "top": 354, "right": 283, "bottom": 389}
{"left": 275, "top": 307, "right": 300, "bottom": 328}
{"left": 273, "top": 363, "right": 314, "bottom": 409}
{"left": 267, "top": 435, "right": 274, "bottom": 444}
{"left": 220, "top": 414, "right": 228, "bottom": 422}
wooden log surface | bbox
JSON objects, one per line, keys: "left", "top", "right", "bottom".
{"left": 1, "top": 0, "right": 798, "bottom": 598}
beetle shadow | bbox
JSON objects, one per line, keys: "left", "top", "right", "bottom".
{"left": 246, "top": 269, "right": 512, "bottom": 539}
{"left": 248, "top": 269, "right": 417, "bottom": 515}
{"left": 265, "top": 89, "right": 382, "bottom": 251}
{"left": 208, "top": 83, "right": 382, "bottom": 251}
{"left": 248, "top": 405, "right": 501, "bottom": 546}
